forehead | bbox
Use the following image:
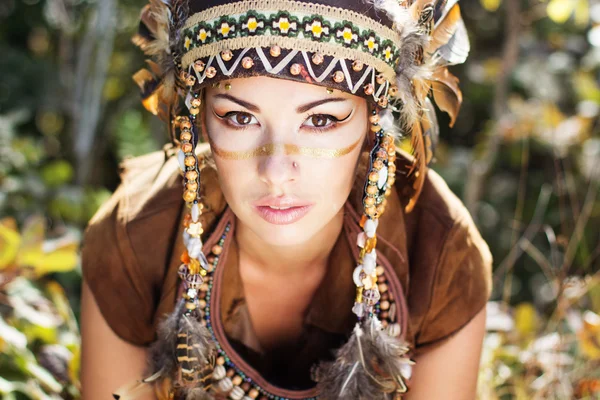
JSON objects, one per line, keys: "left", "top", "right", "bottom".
{"left": 204, "top": 75, "right": 365, "bottom": 108}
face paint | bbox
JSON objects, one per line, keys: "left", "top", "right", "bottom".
{"left": 209, "top": 137, "right": 362, "bottom": 160}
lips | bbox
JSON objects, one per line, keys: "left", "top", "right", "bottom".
{"left": 253, "top": 195, "right": 314, "bottom": 225}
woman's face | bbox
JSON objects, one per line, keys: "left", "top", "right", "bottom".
{"left": 203, "top": 76, "right": 368, "bottom": 247}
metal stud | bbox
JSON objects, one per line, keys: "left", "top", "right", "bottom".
{"left": 332, "top": 70, "right": 345, "bottom": 83}
{"left": 270, "top": 45, "right": 281, "bottom": 57}
{"left": 241, "top": 56, "right": 254, "bottom": 69}
{"left": 290, "top": 63, "right": 302, "bottom": 75}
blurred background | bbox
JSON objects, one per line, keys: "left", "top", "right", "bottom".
{"left": 0, "top": 0, "right": 599, "bottom": 398}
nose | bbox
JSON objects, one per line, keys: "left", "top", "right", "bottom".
{"left": 257, "top": 150, "right": 298, "bottom": 191}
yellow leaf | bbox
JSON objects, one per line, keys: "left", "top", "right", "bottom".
{"left": 542, "top": 103, "right": 566, "bottom": 128}
{"left": 17, "top": 243, "right": 79, "bottom": 277}
{"left": 0, "top": 218, "right": 20, "bottom": 269}
{"left": 515, "top": 303, "right": 538, "bottom": 336}
{"left": 481, "top": 0, "right": 501, "bottom": 12}
{"left": 46, "top": 282, "right": 76, "bottom": 327}
{"left": 574, "top": 0, "right": 589, "bottom": 26}
{"left": 547, "top": 0, "right": 575, "bottom": 23}
{"left": 578, "top": 311, "right": 600, "bottom": 360}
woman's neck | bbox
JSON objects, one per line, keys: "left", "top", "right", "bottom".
{"left": 234, "top": 208, "right": 345, "bottom": 276}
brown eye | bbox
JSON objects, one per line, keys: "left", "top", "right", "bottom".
{"left": 310, "top": 115, "right": 330, "bottom": 127}
{"left": 235, "top": 112, "right": 252, "bottom": 125}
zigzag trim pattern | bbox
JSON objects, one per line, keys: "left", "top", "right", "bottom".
{"left": 188, "top": 48, "right": 391, "bottom": 103}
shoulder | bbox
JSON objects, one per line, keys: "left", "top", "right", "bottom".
{"left": 81, "top": 144, "right": 216, "bottom": 345}
{"left": 392, "top": 150, "right": 493, "bottom": 353}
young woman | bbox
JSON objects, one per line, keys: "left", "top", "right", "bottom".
{"left": 80, "top": 0, "right": 492, "bottom": 399}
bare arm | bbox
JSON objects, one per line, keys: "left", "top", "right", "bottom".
{"left": 80, "top": 280, "right": 156, "bottom": 400}
{"left": 405, "top": 306, "right": 487, "bottom": 400}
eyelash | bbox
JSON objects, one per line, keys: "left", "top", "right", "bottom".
{"left": 215, "top": 111, "right": 350, "bottom": 133}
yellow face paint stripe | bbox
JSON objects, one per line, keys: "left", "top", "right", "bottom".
{"left": 209, "top": 137, "right": 362, "bottom": 160}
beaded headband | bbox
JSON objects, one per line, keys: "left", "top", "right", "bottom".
{"left": 123, "top": 0, "right": 470, "bottom": 398}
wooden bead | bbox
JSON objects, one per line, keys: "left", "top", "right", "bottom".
{"left": 194, "top": 60, "right": 205, "bottom": 72}
{"left": 370, "top": 124, "right": 381, "bottom": 132}
{"left": 212, "top": 245, "right": 223, "bottom": 255}
{"left": 232, "top": 375, "right": 243, "bottom": 386}
{"left": 186, "top": 182, "right": 198, "bottom": 192}
{"left": 180, "top": 131, "right": 192, "bottom": 141}
{"left": 221, "top": 49, "right": 233, "bottom": 61}
{"left": 380, "top": 300, "right": 390, "bottom": 310}
{"left": 217, "top": 356, "right": 226, "bottom": 366}
{"left": 183, "top": 191, "right": 196, "bottom": 202}
{"left": 226, "top": 368, "right": 235, "bottom": 378}
{"left": 376, "top": 74, "right": 386, "bottom": 85}
{"left": 389, "top": 85, "right": 399, "bottom": 96}
{"left": 206, "top": 66, "right": 217, "bottom": 78}
{"left": 379, "top": 283, "right": 388, "bottom": 293}
{"left": 378, "top": 96, "right": 388, "bottom": 108}
{"left": 312, "top": 53, "right": 324, "bottom": 65}
{"left": 352, "top": 60, "right": 364, "bottom": 71}
{"left": 364, "top": 197, "right": 375, "bottom": 206}
{"left": 376, "top": 265, "right": 385, "bottom": 276}
{"left": 182, "top": 143, "right": 193, "bottom": 153}
{"left": 248, "top": 388, "right": 259, "bottom": 399}
{"left": 373, "top": 159, "right": 384, "bottom": 169}
{"left": 290, "top": 63, "right": 302, "bottom": 75}
{"left": 242, "top": 57, "right": 254, "bottom": 69}
{"left": 363, "top": 83, "right": 374, "bottom": 95}
{"left": 185, "top": 170, "right": 198, "bottom": 181}
{"left": 366, "top": 185, "right": 378, "bottom": 195}
{"left": 365, "top": 205, "right": 376, "bottom": 216}
{"left": 190, "top": 107, "right": 200, "bottom": 115}
{"left": 270, "top": 45, "right": 281, "bottom": 57}
{"left": 184, "top": 156, "right": 196, "bottom": 167}
{"left": 369, "top": 171, "right": 379, "bottom": 182}
{"left": 185, "top": 75, "right": 196, "bottom": 87}
{"left": 332, "top": 71, "right": 344, "bottom": 83}
{"left": 369, "top": 114, "right": 380, "bottom": 124}
{"left": 191, "top": 98, "right": 201, "bottom": 108}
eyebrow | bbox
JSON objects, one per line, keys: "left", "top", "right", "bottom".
{"left": 213, "top": 93, "right": 348, "bottom": 114}
{"left": 214, "top": 93, "right": 260, "bottom": 112}
{"left": 296, "top": 97, "right": 348, "bottom": 113}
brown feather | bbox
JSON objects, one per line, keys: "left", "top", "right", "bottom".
{"left": 405, "top": 119, "right": 427, "bottom": 213}
{"left": 425, "top": 3, "right": 462, "bottom": 56}
{"left": 430, "top": 67, "right": 462, "bottom": 127}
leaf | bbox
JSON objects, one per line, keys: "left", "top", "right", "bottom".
{"left": 18, "top": 243, "right": 79, "bottom": 277}
{"left": 514, "top": 303, "right": 538, "bottom": 337}
{"left": 0, "top": 317, "right": 28, "bottom": 351}
{"left": 578, "top": 311, "right": 600, "bottom": 360}
{"left": 0, "top": 218, "right": 20, "bottom": 269}
{"left": 40, "top": 160, "right": 74, "bottom": 188}
{"left": 481, "top": 0, "right": 501, "bottom": 12}
{"left": 547, "top": 0, "right": 575, "bottom": 24}
{"left": 26, "top": 361, "right": 63, "bottom": 393}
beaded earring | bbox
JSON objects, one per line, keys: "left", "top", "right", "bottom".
{"left": 315, "top": 107, "right": 411, "bottom": 398}
{"left": 352, "top": 108, "right": 397, "bottom": 320}
{"left": 142, "top": 78, "right": 217, "bottom": 397}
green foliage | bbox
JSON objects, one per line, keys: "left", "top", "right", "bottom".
{"left": 0, "top": 0, "right": 598, "bottom": 397}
